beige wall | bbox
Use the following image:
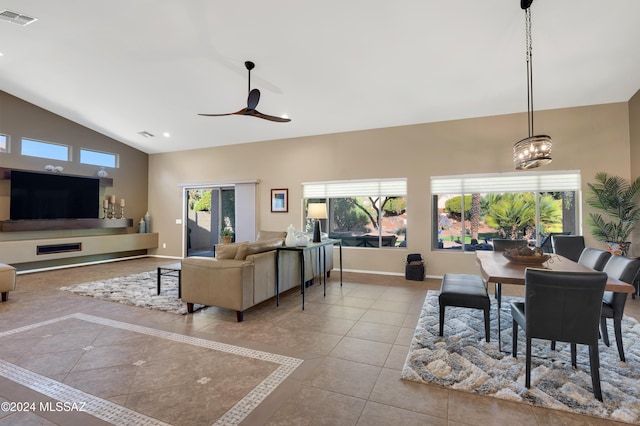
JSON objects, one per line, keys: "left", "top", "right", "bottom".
{"left": 0, "top": 91, "right": 150, "bottom": 229}
{"left": 149, "top": 102, "right": 633, "bottom": 276}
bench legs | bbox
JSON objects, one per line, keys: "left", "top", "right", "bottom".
{"left": 440, "top": 305, "right": 490, "bottom": 342}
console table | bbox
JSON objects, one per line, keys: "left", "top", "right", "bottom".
{"left": 276, "top": 238, "right": 342, "bottom": 310}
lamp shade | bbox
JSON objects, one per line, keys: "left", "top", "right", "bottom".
{"left": 513, "top": 135, "right": 552, "bottom": 170}
{"left": 307, "top": 203, "right": 328, "bottom": 219}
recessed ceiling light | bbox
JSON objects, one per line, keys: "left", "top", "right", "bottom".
{"left": 281, "top": 114, "right": 289, "bottom": 119}
{"left": 163, "top": 132, "right": 171, "bottom": 138}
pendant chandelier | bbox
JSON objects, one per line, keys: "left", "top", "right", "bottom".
{"left": 513, "top": 0, "right": 552, "bottom": 170}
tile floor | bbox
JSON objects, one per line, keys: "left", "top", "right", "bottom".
{"left": 0, "top": 257, "right": 638, "bottom": 425}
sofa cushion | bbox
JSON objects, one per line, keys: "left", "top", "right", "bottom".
{"left": 256, "top": 230, "right": 286, "bottom": 241}
{"left": 245, "top": 238, "right": 283, "bottom": 257}
{"left": 215, "top": 241, "right": 249, "bottom": 259}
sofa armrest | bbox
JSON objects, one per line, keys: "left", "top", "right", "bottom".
{"left": 181, "top": 256, "right": 254, "bottom": 312}
{"left": 246, "top": 250, "right": 278, "bottom": 304}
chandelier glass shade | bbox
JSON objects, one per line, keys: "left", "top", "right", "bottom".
{"left": 513, "top": 2, "right": 552, "bottom": 170}
{"left": 513, "top": 134, "right": 552, "bottom": 170}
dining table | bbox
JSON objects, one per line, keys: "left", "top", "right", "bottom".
{"left": 475, "top": 250, "right": 635, "bottom": 351}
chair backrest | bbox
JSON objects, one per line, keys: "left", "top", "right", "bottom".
{"left": 524, "top": 268, "right": 607, "bottom": 345}
{"left": 552, "top": 235, "right": 585, "bottom": 262}
{"left": 603, "top": 254, "right": 640, "bottom": 284}
{"left": 601, "top": 254, "right": 640, "bottom": 309}
{"left": 492, "top": 239, "right": 528, "bottom": 251}
{"left": 578, "top": 248, "right": 611, "bottom": 271}
{"left": 539, "top": 232, "right": 571, "bottom": 253}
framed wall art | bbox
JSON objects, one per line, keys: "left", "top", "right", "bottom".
{"left": 270, "top": 188, "right": 288, "bottom": 212}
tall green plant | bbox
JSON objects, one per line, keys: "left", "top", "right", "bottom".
{"left": 586, "top": 172, "right": 640, "bottom": 243}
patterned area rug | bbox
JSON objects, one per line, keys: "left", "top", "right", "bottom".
{"left": 402, "top": 290, "right": 640, "bottom": 424}
{"left": 60, "top": 270, "right": 202, "bottom": 315}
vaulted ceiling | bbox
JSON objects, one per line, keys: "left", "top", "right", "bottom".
{"left": 1, "top": 1, "right": 639, "bottom": 154}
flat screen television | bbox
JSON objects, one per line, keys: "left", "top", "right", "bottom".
{"left": 10, "top": 170, "right": 100, "bottom": 220}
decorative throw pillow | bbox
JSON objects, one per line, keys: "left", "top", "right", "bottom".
{"left": 234, "top": 244, "right": 249, "bottom": 260}
{"left": 215, "top": 241, "right": 248, "bottom": 259}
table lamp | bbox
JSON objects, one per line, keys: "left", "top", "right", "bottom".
{"left": 307, "top": 203, "right": 328, "bottom": 242}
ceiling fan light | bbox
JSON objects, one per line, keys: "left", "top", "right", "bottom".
{"left": 513, "top": 135, "right": 552, "bottom": 170}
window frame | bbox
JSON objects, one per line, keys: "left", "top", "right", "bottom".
{"left": 431, "top": 171, "right": 582, "bottom": 252}
{"left": 0, "top": 133, "right": 8, "bottom": 153}
{"left": 79, "top": 148, "right": 119, "bottom": 168}
{"left": 302, "top": 178, "right": 408, "bottom": 249}
{"left": 20, "top": 138, "right": 70, "bottom": 162}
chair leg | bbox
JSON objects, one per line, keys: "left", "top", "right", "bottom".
{"left": 483, "top": 307, "right": 490, "bottom": 343}
{"left": 525, "top": 337, "right": 532, "bottom": 388}
{"left": 551, "top": 340, "right": 556, "bottom": 351}
{"left": 439, "top": 305, "right": 445, "bottom": 337}
{"left": 236, "top": 311, "right": 244, "bottom": 322}
{"left": 512, "top": 320, "right": 518, "bottom": 357}
{"left": 600, "top": 317, "right": 610, "bottom": 346}
{"left": 613, "top": 317, "right": 626, "bottom": 362}
{"left": 570, "top": 343, "right": 577, "bottom": 367}
{"left": 589, "top": 344, "right": 603, "bottom": 401}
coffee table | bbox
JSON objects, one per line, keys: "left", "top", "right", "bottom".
{"left": 157, "top": 262, "right": 182, "bottom": 298}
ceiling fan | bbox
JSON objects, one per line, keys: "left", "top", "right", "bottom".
{"left": 198, "top": 61, "right": 291, "bottom": 123}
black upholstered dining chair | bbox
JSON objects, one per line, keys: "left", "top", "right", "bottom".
{"left": 511, "top": 268, "right": 608, "bottom": 401}
{"left": 551, "top": 235, "right": 585, "bottom": 262}
{"left": 600, "top": 255, "right": 640, "bottom": 362}
{"left": 578, "top": 248, "right": 611, "bottom": 271}
{"left": 490, "top": 239, "right": 530, "bottom": 306}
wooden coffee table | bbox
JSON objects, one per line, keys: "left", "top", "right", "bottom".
{"left": 157, "top": 262, "right": 182, "bottom": 298}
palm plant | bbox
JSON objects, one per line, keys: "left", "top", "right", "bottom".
{"left": 586, "top": 172, "right": 640, "bottom": 246}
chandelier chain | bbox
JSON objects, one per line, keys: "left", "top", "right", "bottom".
{"left": 525, "top": 7, "right": 533, "bottom": 138}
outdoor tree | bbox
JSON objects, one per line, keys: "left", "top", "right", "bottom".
{"left": 483, "top": 193, "right": 561, "bottom": 238}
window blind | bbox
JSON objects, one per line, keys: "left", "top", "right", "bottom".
{"left": 303, "top": 178, "right": 407, "bottom": 198}
{"left": 430, "top": 171, "right": 580, "bottom": 194}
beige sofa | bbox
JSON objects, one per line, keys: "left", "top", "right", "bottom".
{"left": 181, "top": 231, "right": 333, "bottom": 321}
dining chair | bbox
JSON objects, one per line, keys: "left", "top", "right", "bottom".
{"left": 578, "top": 248, "right": 611, "bottom": 271}
{"left": 600, "top": 255, "right": 640, "bottom": 362}
{"left": 490, "top": 239, "right": 529, "bottom": 305}
{"left": 551, "top": 235, "right": 585, "bottom": 262}
{"left": 511, "top": 268, "right": 607, "bottom": 401}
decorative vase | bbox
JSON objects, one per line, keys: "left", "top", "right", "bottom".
{"left": 296, "top": 235, "right": 309, "bottom": 246}
{"left": 144, "top": 211, "right": 151, "bottom": 233}
{"left": 221, "top": 235, "right": 232, "bottom": 244}
{"left": 285, "top": 224, "right": 296, "bottom": 247}
{"left": 97, "top": 167, "right": 108, "bottom": 178}
{"left": 606, "top": 241, "right": 630, "bottom": 256}
{"left": 138, "top": 218, "right": 146, "bottom": 233}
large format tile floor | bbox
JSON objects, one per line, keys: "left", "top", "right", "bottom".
{"left": 0, "top": 257, "right": 638, "bottom": 425}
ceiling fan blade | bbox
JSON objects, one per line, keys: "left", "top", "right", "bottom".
{"left": 198, "top": 108, "right": 248, "bottom": 117}
{"left": 247, "top": 88, "right": 260, "bottom": 111}
{"left": 251, "top": 110, "right": 291, "bottom": 123}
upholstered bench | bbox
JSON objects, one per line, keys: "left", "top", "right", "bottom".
{"left": 0, "top": 263, "right": 16, "bottom": 302}
{"left": 439, "top": 273, "right": 490, "bottom": 342}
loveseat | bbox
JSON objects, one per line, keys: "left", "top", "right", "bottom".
{"left": 181, "top": 230, "right": 333, "bottom": 321}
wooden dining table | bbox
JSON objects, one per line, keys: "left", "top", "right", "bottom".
{"left": 475, "top": 251, "right": 635, "bottom": 351}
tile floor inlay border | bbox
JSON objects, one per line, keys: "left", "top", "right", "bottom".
{"left": 0, "top": 313, "right": 304, "bottom": 426}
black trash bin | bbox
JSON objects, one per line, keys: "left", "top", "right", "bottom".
{"left": 405, "top": 253, "right": 425, "bottom": 281}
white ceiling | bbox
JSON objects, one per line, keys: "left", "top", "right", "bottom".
{"left": 1, "top": 0, "right": 639, "bottom": 154}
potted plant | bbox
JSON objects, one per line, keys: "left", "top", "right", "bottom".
{"left": 220, "top": 227, "right": 233, "bottom": 244}
{"left": 586, "top": 172, "right": 640, "bottom": 256}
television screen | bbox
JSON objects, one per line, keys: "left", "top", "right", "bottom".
{"left": 10, "top": 170, "right": 100, "bottom": 220}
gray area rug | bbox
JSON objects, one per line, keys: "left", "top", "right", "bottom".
{"left": 60, "top": 270, "right": 202, "bottom": 315}
{"left": 402, "top": 290, "right": 640, "bottom": 424}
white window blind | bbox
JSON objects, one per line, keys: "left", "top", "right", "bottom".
{"left": 303, "top": 178, "right": 407, "bottom": 198}
{"left": 431, "top": 171, "right": 580, "bottom": 194}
